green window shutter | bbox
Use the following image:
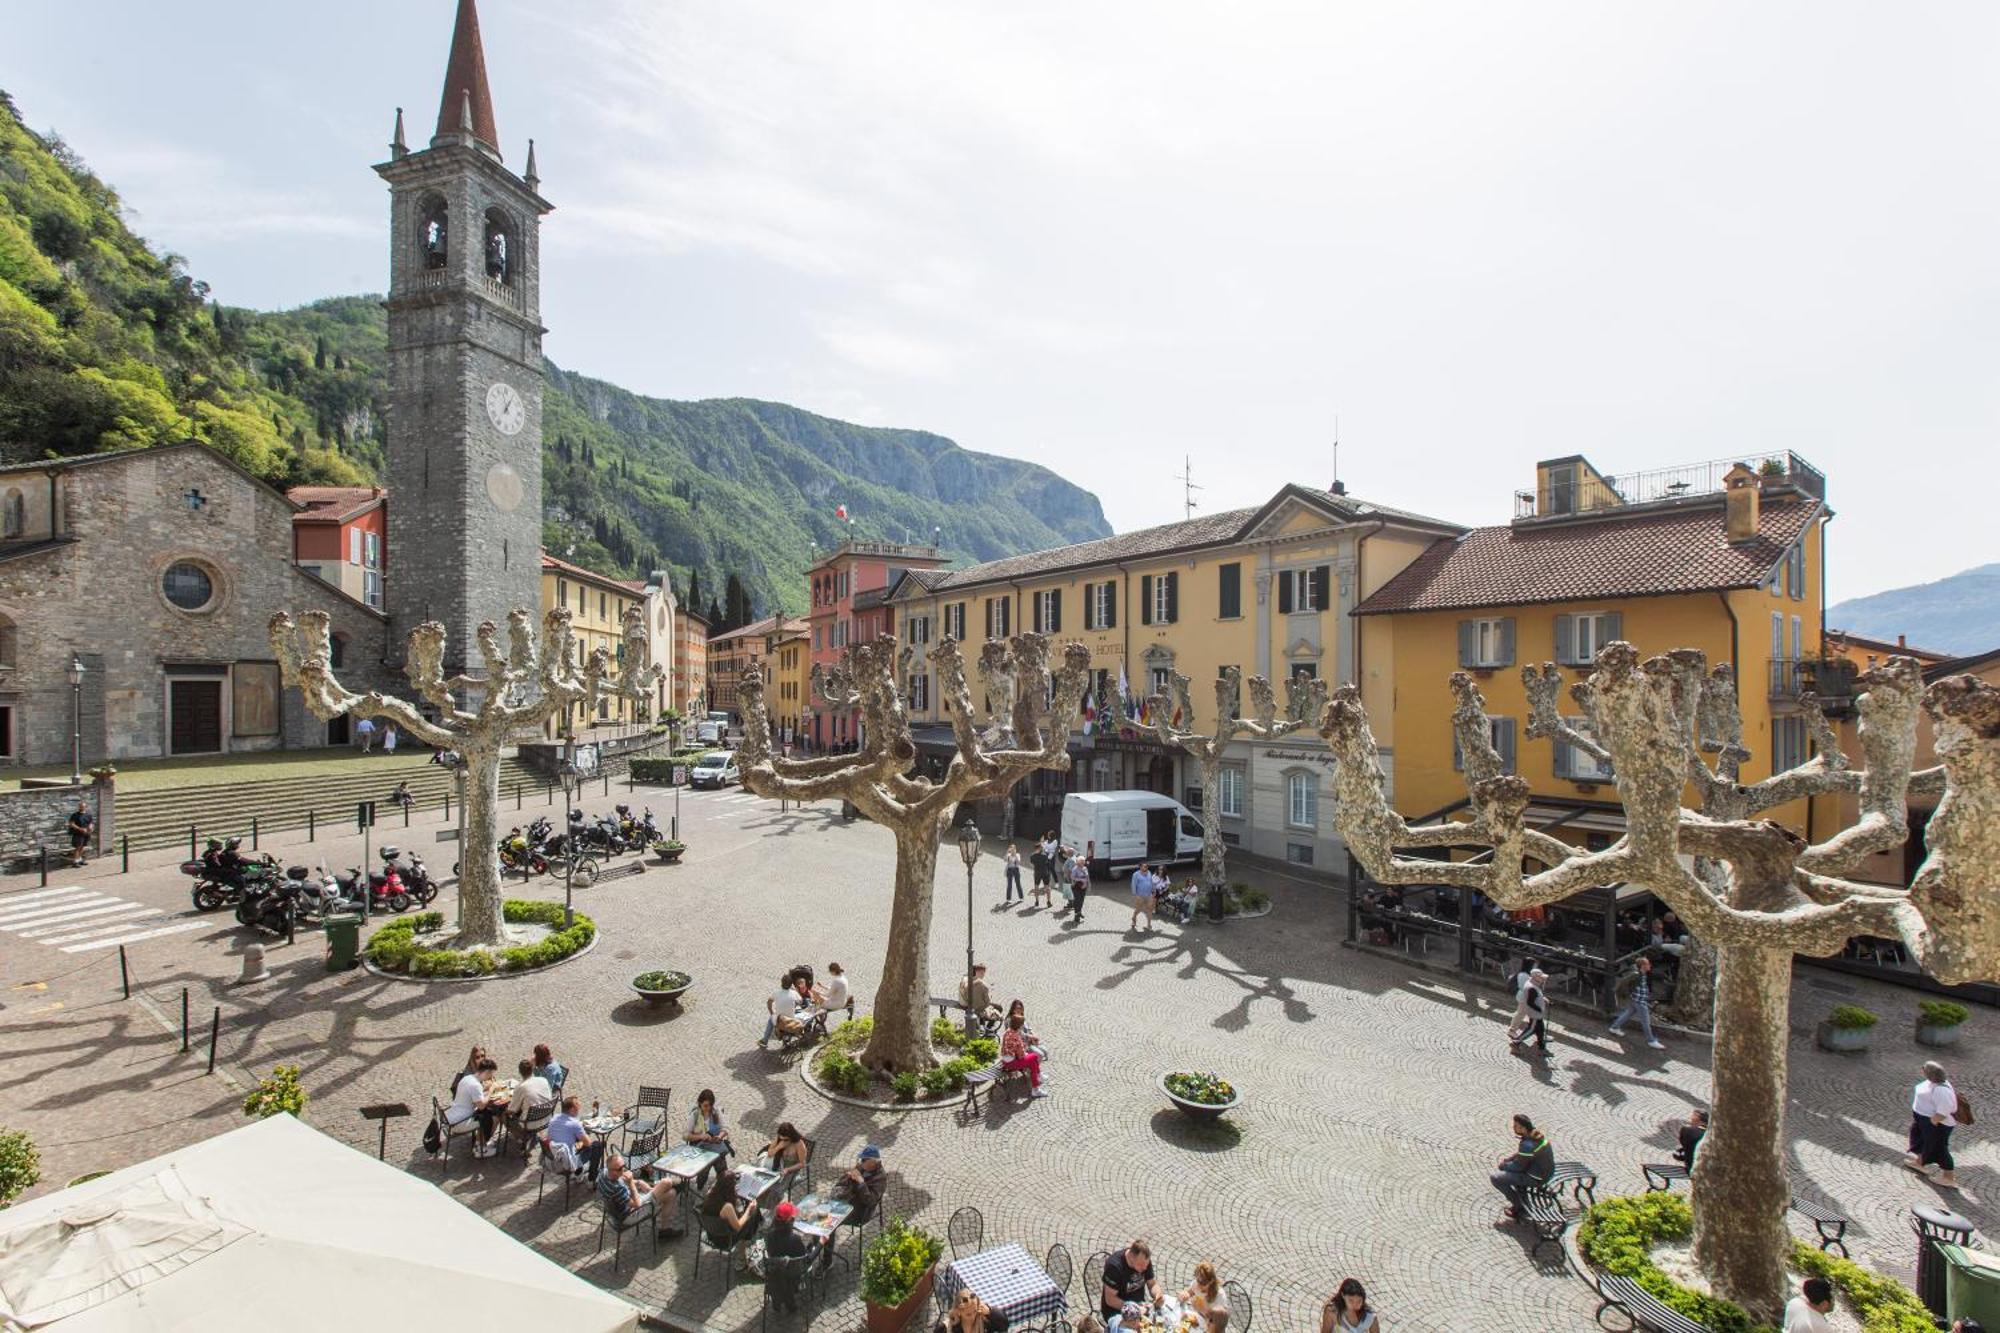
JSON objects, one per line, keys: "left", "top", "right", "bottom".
{"left": 1218, "top": 564, "right": 1240, "bottom": 619}
{"left": 1050, "top": 588, "right": 1062, "bottom": 634}
{"left": 1553, "top": 735, "right": 1573, "bottom": 779}
{"left": 1499, "top": 618, "right": 1516, "bottom": 666}
{"left": 1457, "top": 620, "right": 1475, "bottom": 667}
{"left": 1497, "top": 718, "right": 1517, "bottom": 773}
{"left": 1602, "top": 611, "right": 1623, "bottom": 647}
{"left": 1140, "top": 575, "right": 1154, "bottom": 625}
{"left": 1105, "top": 581, "right": 1117, "bottom": 629}
{"left": 1278, "top": 570, "right": 1295, "bottom": 614}
{"left": 1313, "top": 565, "right": 1331, "bottom": 610}
{"left": 1554, "top": 614, "right": 1576, "bottom": 665}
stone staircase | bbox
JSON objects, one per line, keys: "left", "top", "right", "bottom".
{"left": 115, "top": 753, "right": 563, "bottom": 854}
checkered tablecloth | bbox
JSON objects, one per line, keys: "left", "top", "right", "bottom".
{"left": 945, "top": 1243, "right": 1067, "bottom": 1326}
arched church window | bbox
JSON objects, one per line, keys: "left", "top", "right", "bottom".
{"left": 484, "top": 207, "right": 516, "bottom": 285}
{"left": 419, "top": 197, "right": 449, "bottom": 271}
{"left": 1, "top": 489, "right": 22, "bottom": 539}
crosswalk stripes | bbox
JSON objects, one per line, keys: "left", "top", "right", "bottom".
{"left": 0, "top": 886, "right": 208, "bottom": 953}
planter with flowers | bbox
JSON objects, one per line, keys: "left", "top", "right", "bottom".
{"left": 860, "top": 1217, "right": 944, "bottom": 1333}
{"left": 1160, "top": 1071, "right": 1239, "bottom": 1121}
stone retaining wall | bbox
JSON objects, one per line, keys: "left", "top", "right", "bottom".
{"left": 0, "top": 778, "right": 112, "bottom": 869}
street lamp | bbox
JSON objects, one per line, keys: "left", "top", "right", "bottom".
{"left": 67, "top": 654, "right": 84, "bottom": 785}
{"left": 957, "top": 818, "right": 982, "bottom": 1037}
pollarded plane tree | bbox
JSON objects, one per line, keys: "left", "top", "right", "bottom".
{"left": 737, "top": 633, "right": 1090, "bottom": 1074}
{"left": 1318, "top": 643, "right": 2000, "bottom": 1317}
{"left": 1119, "top": 667, "right": 1328, "bottom": 906}
{"left": 270, "top": 606, "right": 657, "bottom": 949}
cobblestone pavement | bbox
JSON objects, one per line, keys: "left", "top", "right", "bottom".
{"left": 0, "top": 781, "right": 1991, "bottom": 1330}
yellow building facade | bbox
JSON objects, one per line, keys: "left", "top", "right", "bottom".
{"left": 887, "top": 484, "right": 1461, "bottom": 866}
{"left": 540, "top": 553, "right": 641, "bottom": 733}
{"left": 1357, "top": 454, "right": 1831, "bottom": 843}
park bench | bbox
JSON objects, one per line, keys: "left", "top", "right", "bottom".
{"left": 1641, "top": 1166, "right": 1849, "bottom": 1256}
{"left": 930, "top": 996, "right": 1002, "bottom": 1040}
{"left": 1547, "top": 1160, "right": 1599, "bottom": 1208}
{"left": 1593, "top": 1271, "right": 1710, "bottom": 1333}
{"left": 1520, "top": 1185, "right": 1571, "bottom": 1258}
{"left": 959, "top": 1064, "right": 1031, "bottom": 1118}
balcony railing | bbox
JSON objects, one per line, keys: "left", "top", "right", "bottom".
{"left": 1769, "top": 656, "right": 1858, "bottom": 715}
{"left": 1515, "top": 451, "right": 1827, "bottom": 520}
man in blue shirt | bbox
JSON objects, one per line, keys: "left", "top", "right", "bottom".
{"left": 1129, "top": 864, "right": 1155, "bottom": 933}
{"left": 542, "top": 1094, "right": 604, "bottom": 1181}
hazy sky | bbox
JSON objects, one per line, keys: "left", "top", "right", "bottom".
{"left": 10, "top": 2, "right": 1995, "bottom": 601}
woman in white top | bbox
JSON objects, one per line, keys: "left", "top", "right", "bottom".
{"left": 1905, "top": 1060, "right": 1961, "bottom": 1188}
{"left": 1321, "top": 1278, "right": 1384, "bottom": 1332}
{"left": 1003, "top": 845, "right": 1024, "bottom": 904}
{"left": 814, "top": 962, "right": 852, "bottom": 1018}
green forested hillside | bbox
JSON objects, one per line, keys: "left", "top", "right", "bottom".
{"left": 0, "top": 90, "right": 1110, "bottom": 619}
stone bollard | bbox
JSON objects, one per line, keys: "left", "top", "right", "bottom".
{"left": 237, "top": 942, "right": 270, "bottom": 985}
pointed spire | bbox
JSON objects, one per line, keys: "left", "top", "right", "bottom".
{"left": 523, "top": 138, "right": 539, "bottom": 191}
{"left": 434, "top": 0, "right": 499, "bottom": 151}
{"left": 391, "top": 107, "right": 407, "bottom": 158}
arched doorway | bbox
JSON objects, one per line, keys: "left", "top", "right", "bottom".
{"left": 1146, "top": 755, "right": 1174, "bottom": 796}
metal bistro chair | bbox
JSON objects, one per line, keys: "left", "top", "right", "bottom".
{"left": 693, "top": 1210, "right": 747, "bottom": 1296}
{"left": 536, "top": 1139, "right": 586, "bottom": 1211}
{"left": 513, "top": 1098, "right": 555, "bottom": 1158}
{"left": 1042, "top": 1243, "right": 1074, "bottom": 1332}
{"left": 594, "top": 1182, "right": 659, "bottom": 1274}
{"left": 430, "top": 1096, "right": 480, "bottom": 1176}
{"left": 625, "top": 1126, "right": 666, "bottom": 1177}
{"left": 1224, "top": 1279, "right": 1252, "bottom": 1333}
{"left": 790, "top": 1135, "right": 818, "bottom": 1199}
{"left": 1081, "top": 1252, "right": 1110, "bottom": 1320}
{"left": 623, "top": 1086, "right": 672, "bottom": 1143}
{"left": 762, "top": 1252, "right": 818, "bottom": 1331}
{"left": 947, "top": 1205, "right": 985, "bottom": 1261}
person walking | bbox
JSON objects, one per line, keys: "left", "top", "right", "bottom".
{"left": 1904, "top": 1060, "right": 1963, "bottom": 1189}
{"left": 1490, "top": 1113, "right": 1555, "bottom": 1219}
{"left": 1068, "top": 851, "right": 1090, "bottom": 926}
{"left": 383, "top": 723, "right": 398, "bottom": 754}
{"left": 1513, "top": 968, "right": 1551, "bottom": 1057}
{"left": 355, "top": 716, "right": 376, "bottom": 753}
{"left": 1504, "top": 957, "right": 1534, "bottom": 1042}
{"left": 1003, "top": 845, "right": 1024, "bottom": 904}
{"left": 1129, "top": 864, "right": 1156, "bottom": 933}
{"left": 1608, "top": 956, "right": 1666, "bottom": 1050}
{"left": 65, "top": 798, "right": 94, "bottom": 868}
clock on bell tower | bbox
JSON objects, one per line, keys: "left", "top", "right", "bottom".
{"left": 375, "top": 0, "right": 550, "bottom": 672}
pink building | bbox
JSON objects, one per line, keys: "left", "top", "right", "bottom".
{"left": 804, "top": 538, "right": 944, "bottom": 749}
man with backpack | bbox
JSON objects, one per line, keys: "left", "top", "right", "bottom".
{"left": 1491, "top": 1113, "right": 1555, "bottom": 1219}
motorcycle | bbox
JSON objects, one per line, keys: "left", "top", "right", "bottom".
{"left": 616, "top": 805, "right": 662, "bottom": 845}
{"left": 284, "top": 864, "right": 343, "bottom": 922}
{"left": 183, "top": 847, "right": 279, "bottom": 912}
{"left": 328, "top": 862, "right": 411, "bottom": 913}
{"left": 379, "top": 846, "right": 438, "bottom": 905}
{"left": 498, "top": 833, "right": 548, "bottom": 877}
{"left": 587, "top": 813, "right": 635, "bottom": 855}
{"left": 235, "top": 877, "right": 301, "bottom": 934}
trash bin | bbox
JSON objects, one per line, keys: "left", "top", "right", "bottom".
{"left": 1940, "top": 1244, "right": 2000, "bottom": 1327}
{"left": 323, "top": 913, "right": 363, "bottom": 973}
{"left": 1914, "top": 1204, "right": 1977, "bottom": 1318}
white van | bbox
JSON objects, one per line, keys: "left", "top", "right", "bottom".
{"left": 1060, "top": 791, "right": 1204, "bottom": 881}
{"left": 689, "top": 750, "right": 740, "bottom": 790}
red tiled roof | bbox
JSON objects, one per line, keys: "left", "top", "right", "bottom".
{"left": 1354, "top": 497, "right": 1821, "bottom": 615}
{"left": 286, "top": 486, "right": 383, "bottom": 523}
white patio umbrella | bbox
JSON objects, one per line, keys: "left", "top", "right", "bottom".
{"left": 0, "top": 1114, "right": 636, "bottom": 1332}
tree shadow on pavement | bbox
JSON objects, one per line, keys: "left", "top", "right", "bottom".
{"left": 1070, "top": 931, "right": 1315, "bottom": 1030}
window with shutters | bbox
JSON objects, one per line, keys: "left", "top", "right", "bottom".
{"left": 1290, "top": 662, "right": 1318, "bottom": 683}
{"left": 1218, "top": 766, "right": 1245, "bottom": 818}
{"left": 943, "top": 602, "right": 965, "bottom": 640}
{"left": 1459, "top": 617, "right": 1515, "bottom": 668}
{"left": 985, "top": 597, "right": 1011, "bottom": 639}
{"left": 1787, "top": 544, "right": 1805, "bottom": 600}
{"left": 1286, "top": 771, "right": 1318, "bottom": 829}
{"left": 906, "top": 615, "right": 931, "bottom": 645}
{"left": 1453, "top": 717, "right": 1518, "bottom": 774}
{"left": 1790, "top": 615, "right": 1802, "bottom": 662}
{"left": 1151, "top": 572, "right": 1177, "bottom": 625}
{"left": 1773, "top": 714, "right": 1810, "bottom": 771}
{"left": 1556, "top": 611, "right": 1621, "bottom": 665}
{"left": 1150, "top": 666, "right": 1173, "bottom": 696}
{"left": 1033, "top": 589, "right": 1061, "bottom": 634}
{"left": 1086, "top": 581, "right": 1116, "bottom": 630}
{"left": 1555, "top": 717, "right": 1614, "bottom": 782}
{"left": 907, "top": 672, "right": 930, "bottom": 711}
{"left": 1218, "top": 563, "right": 1242, "bottom": 619}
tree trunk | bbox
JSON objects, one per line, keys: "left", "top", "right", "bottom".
{"left": 454, "top": 747, "right": 506, "bottom": 948}
{"left": 1666, "top": 934, "right": 1718, "bottom": 1028}
{"left": 1689, "top": 943, "right": 1793, "bottom": 1318}
{"left": 1199, "top": 754, "right": 1228, "bottom": 892}
{"left": 859, "top": 817, "right": 946, "bottom": 1074}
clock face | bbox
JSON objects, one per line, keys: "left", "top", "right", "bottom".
{"left": 485, "top": 462, "right": 524, "bottom": 513}
{"left": 485, "top": 380, "right": 526, "bottom": 436}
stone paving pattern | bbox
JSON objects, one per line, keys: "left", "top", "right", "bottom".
{"left": 0, "top": 780, "right": 1992, "bottom": 1330}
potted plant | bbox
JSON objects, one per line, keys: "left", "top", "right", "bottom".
{"left": 632, "top": 969, "right": 692, "bottom": 1007}
{"left": 1816, "top": 1004, "right": 1878, "bottom": 1053}
{"left": 1160, "top": 1070, "right": 1240, "bottom": 1121}
{"left": 860, "top": 1217, "right": 944, "bottom": 1333}
{"left": 652, "top": 839, "right": 686, "bottom": 864}
{"left": 243, "top": 1065, "right": 308, "bottom": 1119}
{"left": 1917, "top": 1000, "right": 1970, "bottom": 1048}
{"left": 0, "top": 1128, "right": 39, "bottom": 1207}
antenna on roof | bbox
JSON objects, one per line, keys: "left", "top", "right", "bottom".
{"left": 1331, "top": 414, "right": 1346, "bottom": 496}
{"left": 1177, "top": 455, "right": 1202, "bottom": 519}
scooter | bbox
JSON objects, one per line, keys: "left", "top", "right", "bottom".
{"left": 235, "top": 877, "right": 300, "bottom": 934}
{"left": 380, "top": 847, "right": 438, "bottom": 905}
{"left": 285, "top": 864, "right": 342, "bottom": 922}
{"left": 328, "top": 862, "right": 411, "bottom": 913}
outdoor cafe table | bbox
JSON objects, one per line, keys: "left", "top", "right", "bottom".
{"left": 789, "top": 1194, "right": 852, "bottom": 1241}
{"left": 736, "top": 1165, "right": 784, "bottom": 1203}
{"left": 944, "top": 1242, "right": 1067, "bottom": 1327}
{"left": 656, "top": 1143, "right": 719, "bottom": 1184}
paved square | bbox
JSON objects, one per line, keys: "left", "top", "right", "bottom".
{"left": 0, "top": 781, "right": 1988, "bottom": 1330}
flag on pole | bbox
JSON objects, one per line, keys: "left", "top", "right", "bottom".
{"left": 1118, "top": 665, "right": 1133, "bottom": 720}
{"left": 1080, "top": 688, "right": 1096, "bottom": 736}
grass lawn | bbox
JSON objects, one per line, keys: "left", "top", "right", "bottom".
{"left": 5, "top": 748, "right": 441, "bottom": 792}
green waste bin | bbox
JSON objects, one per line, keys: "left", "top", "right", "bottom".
{"left": 324, "top": 913, "right": 363, "bottom": 973}
{"left": 1940, "top": 1244, "right": 2000, "bottom": 1327}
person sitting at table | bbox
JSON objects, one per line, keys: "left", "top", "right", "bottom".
{"left": 532, "top": 1043, "right": 566, "bottom": 1096}
{"left": 756, "top": 1121, "right": 810, "bottom": 1196}
{"left": 698, "top": 1167, "right": 762, "bottom": 1273}
{"left": 684, "top": 1088, "right": 732, "bottom": 1184}
{"left": 1100, "top": 1239, "right": 1163, "bottom": 1320}
{"left": 960, "top": 964, "right": 1001, "bottom": 1028}
{"left": 451, "top": 1044, "right": 488, "bottom": 1098}
{"left": 448, "top": 1056, "right": 506, "bottom": 1157}
{"left": 598, "top": 1148, "right": 682, "bottom": 1241}
{"left": 814, "top": 961, "right": 854, "bottom": 1018}
{"left": 935, "top": 1287, "right": 1011, "bottom": 1333}
{"left": 762, "top": 1199, "right": 819, "bottom": 1298}
{"left": 543, "top": 1094, "right": 604, "bottom": 1181}
{"left": 1179, "top": 1261, "right": 1230, "bottom": 1333}
{"left": 1001, "top": 1012, "right": 1048, "bottom": 1098}
{"left": 507, "top": 1057, "right": 554, "bottom": 1136}
{"left": 759, "top": 969, "right": 797, "bottom": 1049}
{"left": 827, "top": 1145, "right": 887, "bottom": 1230}
{"left": 1321, "top": 1277, "right": 1385, "bottom": 1332}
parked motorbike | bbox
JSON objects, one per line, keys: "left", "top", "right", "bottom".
{"left": 183, "top": 841, "right": 280, "bottom": 912}
{"left": 615, "top": 805, "right": 662, "bottom": 845}
{"left": 497, "top": 828, "right": 548, "bottom": 877}
{"left": 587, "top": 813, "right": 635, "bottom": 855}
{"left": 379, "top": 846, "right": 438, "bottom": 905}
{"left": 284, "top": 865, "right": 342, "bottom": 922}
{"left": 327, "top": 862, "right": 411, "bottom": 913}
{"left": 234, "top": 877, "right": 301, "bottom": 934}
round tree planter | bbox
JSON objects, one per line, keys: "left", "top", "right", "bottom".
{"left": 1159, "top": 1073, "right": 1239, "bottom": 1121}
{"left": 652, "top": 843, "right": 685, "bottom": 865}
{"left": 632, "top": 971, "right": 692, "bottom": 1007}
{"left": 1917, "top": 1022, "right": 1963, "bottom": 1049}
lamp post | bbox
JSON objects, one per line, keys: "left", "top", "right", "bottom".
{"left": 67, "top": 654, "right": 84, "bottom": 786}
{"left": 956, "top": 818, "right": 982, "bottom": 1038}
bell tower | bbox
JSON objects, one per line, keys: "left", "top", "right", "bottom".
{"left": 375, "top": 0, "right": 550, "bottom": 671}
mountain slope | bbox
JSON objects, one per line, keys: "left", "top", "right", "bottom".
{"left": 0, "top": 90, "right": 1110, "bottom": 618}
{"left": 1828, "top": 563, "right": 2000, "bottom": 657}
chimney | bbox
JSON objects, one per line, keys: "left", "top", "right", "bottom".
{"left": 1898, "top": 634, "right": 1907, "bottom": 649}
{"left": 1331, "top": 479, "right": 1348, "bottom": 496}
{"left": 1722, "top": 463, "right": 1760, "bottom": 544}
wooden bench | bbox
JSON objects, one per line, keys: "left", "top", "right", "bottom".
{"left": 1642, "top": 1167, "right": 1848, "bottom": 1256}
{"left": 1547, "top": 1160, "right": 1599, "bottom": 1209}
{"left": 959, "top": 1064, "right": 1031, "bottom": 1118}
{"left": 930, "top": 997, "right": 1001, "bottom": 1039}
{"left": 1788, "top": 1197, "right": 1851, "bottom": 1256}
{"left": 1594, "top": 1271, "right": 1709, "bottom": 1333}
{"left": 1520, "top": 1185, "right": 1571, "bottom": 1259}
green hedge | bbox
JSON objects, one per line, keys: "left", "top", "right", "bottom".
{"left": 1578, "top": 1193, "right": 1931, "bottom": 1333}
{"left": 364, "top": 900, "right": 594, "bottom": 977}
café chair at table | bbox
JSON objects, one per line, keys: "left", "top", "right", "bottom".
{"left": 947, "top": 1205, "right": 984, "bottom": 1260}
{"left": 1042, "top": 1243, "right": 1075, "bottom": 1332}
{"left": 693, "top": 1210, "right": 748, "bottom": 1296}
{"left": 594, "top": 1182, "right": 659, "bottom": 1274}
{"left": 625, "top": 1126, "right": 666, "bottom": 1177}
{"left": 762, "top": 1252, "right": 819, "bottom": 1331}
{"left": 511, "top": 1097, "right": 555, "bottom": 1159}
{"left": 623, "top": 1085, "right": 673, "bottom": 1142}
{"left": 536, "top": 1139, "right": 585, "bottom": 1211}
{"left": 791, "top": 1135, "right": 817, "bottom": 1198}
{"left": 429, "top": 1095, "right": 481, "bottom": 1176}
{"left": 1081, "top": 1252, "right": 1110, "bottom": 1317}
{"left": 1223, "top": 1279, "right": 1251, "bottom": 1333}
